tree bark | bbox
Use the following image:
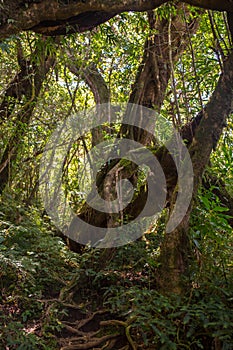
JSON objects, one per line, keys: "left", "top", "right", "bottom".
{"left": 157, "top": 48, "right": 233, "bottom": 294}
{"left": 67, "top": 56, "right": 111, "bottom": 146}
{"left": 0, "top": 0, "right": 232, "bottom": 40}
{"left": 66, "top": 5, "right": 200, "bottom": 248}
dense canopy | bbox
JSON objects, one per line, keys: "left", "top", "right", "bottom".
{"left": 0, "top": 1, "right": 233, "bottom": 349}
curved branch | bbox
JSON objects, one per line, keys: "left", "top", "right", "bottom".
{"left": 0, "top": 0, "right": 232, "bottom": 40}
{"left": 190, "top": 49, "right": 233, "bottom": 192}
{"left": 67, "top": 54, "right": 110, "bottom": 147}
{"left": 68, "top": 60, "right": 110, "bottom": 105}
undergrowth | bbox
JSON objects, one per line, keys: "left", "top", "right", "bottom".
{"left": 0, "top": 192, "right": 232, "bottom": 349}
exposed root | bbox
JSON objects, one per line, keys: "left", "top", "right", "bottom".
{"left": 126, "top": 325, "right": 137, "bottom": 350}
{"left": 61, "top": 322, "right": 100, "bottom": 337}
{"left": 58, "top": 309, "right": 123, "bottom": 349}
{"left": 55, "top": 286, "right": 138, "bottom": 350}
{"left": 101, "top": 338, "right": 117, "bottom": 349}
{"left": 60, "top": 333, "right": 119, "bottom": 350}
{"left": 76, "top": 310, "right": 108, "bottom": 329}
{"left": 100, "top": 317, "right": 137, "bottom": 350}
{"left": 61, "top": 302, "right": 88, "bottom": 310}
{"left": 38, "top": 297, "right": 135, "bottom": 349}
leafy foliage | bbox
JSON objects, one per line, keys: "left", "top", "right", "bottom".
{"left": 0, "top": 195, "right": 78, "bottom": 349}
{"left": 0, "top": 4, "right": 233, "bottom": 350}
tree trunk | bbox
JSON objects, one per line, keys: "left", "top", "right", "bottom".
{"left": 67, "top": 5, "right": 200, "bottom": 248}
{"left": 0, "top": 37, "right": 57, "bottom": 193}
{"left": 157, "top": 47, "right": 233, "bottom": 293}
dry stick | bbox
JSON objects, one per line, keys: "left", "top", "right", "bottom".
{"left": 180, "top": 57, "right": 191, "bottom": 122}
{"left": 168, "top": 9, "right": 181, "bottom": 127}
{"left": 223, "top": 12, "right": 233, "bottom": 47}
{"left": 38, "top": 64, "right": 79, "bottom": 217}
{"left": 65, "top": 74, "right": 93, "bottom": 175}
{"left": 0, "top": 148, "right": 14, "bottom": 173}
{"left": 65, "top": 34, "right": 106, "bottom": 170}
{"left": 212, "top": 11, "right": 231, "bottom": 55}
{"left": 208, "top": 10, "right": 224, "bottom": 70}
{"left": 62, "top": 70, "right": 94, "bottom": 218}
{"left": 116, "top": 166, "right": 124, "bottom": 225}
{"left": 107, "top": 56, "right": 114, "bottom": 100}
{"left": 183, "top": 5, "right": 204, "bottom": 112}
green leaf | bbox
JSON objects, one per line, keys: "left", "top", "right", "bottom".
{"left": 200, "top": 196, "right": 210, "bottom": 209}
{"left": 212, "top": 206, "right": 229, "bottom": 212}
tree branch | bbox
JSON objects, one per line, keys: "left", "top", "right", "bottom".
{"left": 0, "top": 37, "right": 57, "bottom": 193}
{"left": 190, "top": 49, "right": 233, "bottom": 192}
{"left": 0, "top": 0, "right": 232, "bottom": 40}
{"left": 68, "top": 59, "right": 110, "bottom": 105}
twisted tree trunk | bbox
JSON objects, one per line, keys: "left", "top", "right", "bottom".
{"left": 66, "top": 5, "right": 200, "bottom": 251}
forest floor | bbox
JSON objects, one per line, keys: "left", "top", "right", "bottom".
{"left": 0, "top": 198, "right": 233, "bottom": 349}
